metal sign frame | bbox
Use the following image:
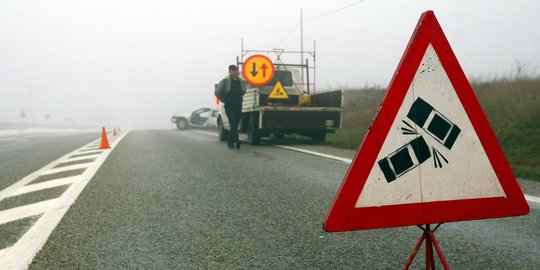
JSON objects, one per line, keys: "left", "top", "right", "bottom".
{"left": 237, "top": 39, "right": 317, "bottom": 94}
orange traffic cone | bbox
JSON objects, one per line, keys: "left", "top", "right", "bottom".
{"left": 113, "top": 128, "right": 117, "bottom": 136}
{"left": 99, "top": 127, "right": 110, "bottom": 149}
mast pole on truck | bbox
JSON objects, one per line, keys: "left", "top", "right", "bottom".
{"left": 300, "top": 9, "right": 304, "bottom": 86}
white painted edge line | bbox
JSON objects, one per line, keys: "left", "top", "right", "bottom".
{"left": 524, "top": 195, "right": 540, "bottom": 204}
{"left": 194, "top": 130, "right": 220, "bottom": 137}
{"left": 273, "top": 145, "right": 540, "bottom": 204}
{"left": 0, "top": 248, "right": 8, "bottom": 259}
{"left": 4, "top": 176, "right": 81, "bottom": 199}
{"left": 193, "top": 130, "right": 353, "bottom": 163}
{"left": 192, "top": 130, "right": 540, "bottom": 204}
{"left": 0, "top": 130, "right": 130, "bottom": 270}
{"left": 273, "top": 144, "right": 353, "bottom": 164}
{"left": 0, "top": 199, "right": 57, "bottom": 226}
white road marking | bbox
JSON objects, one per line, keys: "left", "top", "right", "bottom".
{"left": 56, "top": 159, "right": 95, "bottom": 167}
{"left": 0, "top": 199, "right": 57, "bottom": 226}
{"left": 61, "top": 155, "right": 100, "bottom": 162}
{"left": 5, "top": 176, "right": 81, "bottom": 198}
{"left": 40, "top": 163, "right": 90, "bottom": 176}
{"left": 525, "top": 194, "right": 540, "bottom": 204}
{"left": 194, "top": 130, "right": 221, "bottom": 137}
{"left": 0, "top": 130, "right": 129, "bottom": 269}
{"left": 273, "top": 145, "right": 353, "bottom": 164}
{"left": 71, "top": 150, "right": 103, "bottom": 156}
{"left": 192, "top": 130, "right": 540, "bottom": 204}
{"left": 79, "top": 147, "right": 100, "bottom": 152}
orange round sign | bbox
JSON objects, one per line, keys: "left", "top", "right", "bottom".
{"left": 242, "top": 55, "right": 275, "bottom": 86}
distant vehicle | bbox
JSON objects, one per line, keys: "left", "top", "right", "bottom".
{"left": 407, "top": 98, "right": 461, "bottom": 149}
{"left": 171, "top": 107, "right": 219, "bottom": 130}
{"left": 216, "top": 47, "right": 343, "bottom": 144}
{"left": 378, "top": 136, "right": 431, "bottom": 183}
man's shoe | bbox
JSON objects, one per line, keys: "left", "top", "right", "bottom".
{"left": 235, "top": 141, "right": 241, "bottom": 149}
{"left": 227, "top": 141, "right": 234, "bottom": 149}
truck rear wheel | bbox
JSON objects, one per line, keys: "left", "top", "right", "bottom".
{"left": 218, "top": 118, "right": 228, "bottom": 141}
{"left": 247, "top": 113, "right": 261, "bottom": 145}
{"left": 176, "top": 118, "right": 188, "bottom": 130}
{"left": 311, "top": 130, "right": 326, "bottom": 143}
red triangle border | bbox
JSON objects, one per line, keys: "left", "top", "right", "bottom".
{"left": 323, "top": 10, "right": 530, "bottom": 232}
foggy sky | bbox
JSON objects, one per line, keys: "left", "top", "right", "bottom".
{"left": 1, "top": 0, "right": 539, "bottom": 129}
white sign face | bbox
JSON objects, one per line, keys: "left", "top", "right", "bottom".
{"left": 356, "top": 44, "right": 505, "bottom": 208}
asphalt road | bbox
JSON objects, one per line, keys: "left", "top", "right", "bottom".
{"left": 0, "top": 132, "right": 98, "bottom": 192}
{"left": 0, "top": 129, "right": 538, "bottom": 269}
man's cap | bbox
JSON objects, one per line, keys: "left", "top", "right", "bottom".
{"left": 228, "top": 65, "right": 238, "bottom": 71}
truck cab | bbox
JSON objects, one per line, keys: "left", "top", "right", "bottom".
{"left": 217, "top": 63, "right": 343, "bottom": 144}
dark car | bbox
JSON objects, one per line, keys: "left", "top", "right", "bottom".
{"left": 378, "top": 136, "right": 431, "bottom": 183}
{"left": 406, "top": 97, "right": 461, "bottom": 150}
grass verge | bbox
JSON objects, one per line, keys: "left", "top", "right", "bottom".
{"left": 326, "top": 78, "right": 540, "bottom": 181}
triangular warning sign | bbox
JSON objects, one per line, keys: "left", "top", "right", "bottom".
{"left": 324, "top": 11, "right": 529, "bottom": 232}
{"left": 268, "top": 81, "right": 289, "bottom": 99}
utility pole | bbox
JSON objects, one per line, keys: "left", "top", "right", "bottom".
{"left": 28, "top": 80, "right": 33, "bottom": 122}
{"left": 300, "top": 9, "right": 304, "bottom": 86}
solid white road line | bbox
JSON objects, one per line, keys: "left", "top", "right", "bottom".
{"left": 524, "top": 194, "right": 540, "bottom": 204}
{"left": 0, "top": 248, "right": 8, "bottom": 258}
{"left": 194, "top": 130, "right": 221, "bottom": 137}
{"left": 0, "top": 130, "right": 130, "bottom": 270}
{"left": 273, "top": 144, "right": 353, "bottom": 164}
{"left": 193, "top": 130, "right": 352, "bottom": 163}
{"left": 192, "top": 130, "right": 540, "bottom": 204}
{"left": 0, "top": 199, "right": 57, "bottom": 226}
{"left": 5, "top": 176, "right": 81, "bottom": 198}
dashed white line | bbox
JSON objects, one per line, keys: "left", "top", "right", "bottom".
{"left": 192, "top": 130, "right": 540, "bottom": 204}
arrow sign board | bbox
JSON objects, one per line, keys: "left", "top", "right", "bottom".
{"left": 242, "top": 54, "right": 275, "bottom": 86}
{"left": 268, "top": 81, "right": 289, "bottom": 99}
{"left": 323, "top": 10, "right": 529, "bottom": 232}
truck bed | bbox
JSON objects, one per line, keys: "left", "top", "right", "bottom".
{"left": 241, "top": 88, "right": 343, "bottom": 130}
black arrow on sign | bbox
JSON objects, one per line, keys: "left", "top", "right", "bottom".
{"left": 250, "top": 62, "right": 258, "bottom": 77}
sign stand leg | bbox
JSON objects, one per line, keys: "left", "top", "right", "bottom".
{"left": 403, "top": 223, "right": 450, "bottom": 270}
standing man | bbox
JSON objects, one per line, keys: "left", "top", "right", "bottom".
{"left": 215, "top": 65, "right": 247, "bottom": 149}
